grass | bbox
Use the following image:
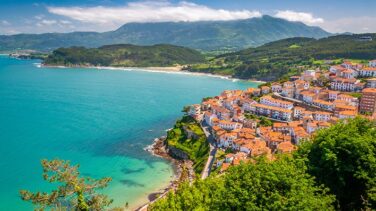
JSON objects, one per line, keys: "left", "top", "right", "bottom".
{"left": 288, "top": 44, "right": 301, "bottom": 49}
{"left": 166, "top": 116, "right": 210, "bottom": 174}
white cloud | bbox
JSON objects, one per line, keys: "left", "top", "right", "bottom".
{"left": 1, "top": 20, "right": 10, "bottom": 26}
{"left": 36, "top": 19, "right": 57, "bottom": 27}
{"left": 59, "top": 20, "right": 72, "bottom": 25}
{"left": 274, "top": 10, "right": 324, "bottom": 25}
{"left": 47, "top": 1, "right": 262, "bottom": 25}
{"left": 320, "top": 16, "right": 376, "bottom": 33}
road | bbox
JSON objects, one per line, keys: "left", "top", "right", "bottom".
{"left": 200, "top": 121, "right": 217, "bottom": 179}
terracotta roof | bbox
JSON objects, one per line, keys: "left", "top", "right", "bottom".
{"left": 362, "top": 67, "right": 376, "bottom": 71}
{"left": 362, "top": 88, "right": 376, "bottom": 93}
{"left": 277, "top": 141, "right": 296, "bottom": 153}
{"left": 254, "top": 103, "right": 292, "bottom": 113}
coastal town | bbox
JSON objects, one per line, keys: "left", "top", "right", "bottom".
{"left": 187, "top": 59, "right": 376, "bottom": 174}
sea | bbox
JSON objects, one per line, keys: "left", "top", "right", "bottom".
{"left": 0, "top": 55, "right": 259, "bottom": 210}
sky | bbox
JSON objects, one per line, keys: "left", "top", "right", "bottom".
{"left": 0, "top": 0, "right": 375, "bottom": 35}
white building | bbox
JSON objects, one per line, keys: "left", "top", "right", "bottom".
{"left": 369, "top": 60, "right": 376, "bottom": 67}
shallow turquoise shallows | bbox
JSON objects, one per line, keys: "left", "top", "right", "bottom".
{"left": 0, "top": 56, "right": 259, "bottom": 210}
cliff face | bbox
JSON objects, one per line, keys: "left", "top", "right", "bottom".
{"left": 166, "top": 145, "right": 190, "bottom": 160}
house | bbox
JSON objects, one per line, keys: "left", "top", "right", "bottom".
{"left": 204, "top": 111, "right": 217, "bottom": 126}
{"left": 271, "top": 83, "right": 282, "bottom": 93}
{"left": 291, "top": 126, "right": 309, "bottom": 144}
{"left": 301, "top": 91, "right": 316, "bottom": 104}
{"left": 359, "top": 88, "right": 376, "bottom": 114}
{"left": 219, "top": 132, "right": 238, "bottom": 148}
{"left": 218, "top": 120, "right": 242, "bottom": 131}
{"left": 243, "top": 118, "right": 258, "bottom": 129}
{"left": 338, "top": 94, "right": 358, "bottom": 106}
{"left": 188, "top": 104, "right": 201, "bottom": 120}
{"left": 330, "top": 77, "right": 363, "bottom": 92}
{"left": 328, "top": 90, "right": 340, "bottom": 100}
{"left": 242, "top": 99, "right": 257, "bottom": 112}
{"left": 313, "top": 111, "right": 332, "bottom": 121}
{"left": 340, "top": 69, "right": 357, "bottom": 79}
{"left": 281, "top": 87, "right": 294, "bottom": 98}
{"left": 338, "top": 110, "right": 357, "bottom": 119}
{"left": 273, "top": 122, "right": 290, "bottom": 133}
{"left": 254, "top": 103, "right": 293, "bottom": 121}
{"left": 358, "top": 67, "right": 376, "bottom": 77}
{"left": 276, "top": 141, "right": 296, "bottom": 153}
{"left": 263, "top": 131, "right": 291, "bottom": 151}
{"left": 240, "top": 139, "right": 270, "bottom": 157}
{"left": 370, "top": 60, "right": 376, "bottom": 67}
{"left": 260, "top": 95, "right": 294, "bottom": 110}
{"left": 366, "top": 78, "right": 376, "bottom": 88}
{"left": 261, "top": 86, "right": 271, "bottom": 94}
{"left": 211, "top": 105, "right": 231, "bottom": 120}
{"left": 312, "top": 99, "right": 334, "bottom": 110}
{"left": 293, "top": 106, "right": 306, "bottom": 119}
{"left": 283, "top": 81, "right": 294, "bottom": 88}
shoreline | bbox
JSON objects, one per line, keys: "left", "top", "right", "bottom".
{"left": 137, "top": 137, "right": 195, "bottom": 211}
{"left": 40, "top": 63, "right": 267, "bottom": 83}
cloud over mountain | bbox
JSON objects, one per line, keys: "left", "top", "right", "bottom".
{"left": 47, "top": 1, "right": 262, "bottom": 25}
{"left": 274, "top": 10, "right": 324, "bottom": 25}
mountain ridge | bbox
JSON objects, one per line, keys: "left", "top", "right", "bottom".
{"left": 0, "top": 15, "right": 330, "bottom": 52}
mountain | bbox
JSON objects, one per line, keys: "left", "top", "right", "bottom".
{"left": 43, "top": 44, "right": 205, "bottom": 67}
{"left": 188, "top": 33, "right": 376, "bottom": 81}
{"left": 0, "top": 16, "right": 330, "bottom": 52}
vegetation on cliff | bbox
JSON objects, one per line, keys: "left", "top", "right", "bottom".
{"left": 151, "top": 117, "right": 376, "bottom": 210}
{"left": 165, "top": 116, "right": 209, "bottom": 174}
{"left": 150, "top": 156, "right": 336, "bottom": 210}
{"left": 44, "top": 44, "right": 205, "bottom": 67}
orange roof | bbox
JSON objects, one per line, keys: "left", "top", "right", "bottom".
{"left": 277, "top": 141, "right": 296, "bottom": 153}
{"left": 261, "top": 95, "right": 293, "bottom": 106}
{"left": 335, "top": 104, "right": 357, "bottom": 111}
{"left": 362, "top": 88, "right": 376, "bottom": 93}
{"left": 313, "top": 99, "right": 333, "bottom": 106}
{"left": 254, "top": 103, "right": 292, "bottom": 113}
{"left": 339, "top": 110, "right": 357, "bottom": 116}
{"left": 221, "top": 163, "right": 231, "bottom": 172}
{"left": 314, "top": 111, "right": 331, "bottom": 115}
{"left": 362, "top": 67, "right": 376, "bottom": 71}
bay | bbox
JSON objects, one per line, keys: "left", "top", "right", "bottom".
{"left": 0, "top": 56, "right": 259, "bottom": 210}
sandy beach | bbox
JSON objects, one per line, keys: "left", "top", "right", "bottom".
{"left": 40, "top": 63, "right": 266, "bottom": 83}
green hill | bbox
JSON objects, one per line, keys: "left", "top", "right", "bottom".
{"left": 0, "top": 16, "right": 330, "bottom": 52}
{"left": 188, "top": 33, "right": 376, "bottom": 81}
{"left": 151, "top": 117, "right": 376, "bottom": 210}
{"left": 43, "top": 44, "right": 205, "bottom": 67}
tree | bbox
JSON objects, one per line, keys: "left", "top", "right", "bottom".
{"left": 298, "top": 117, "right": 376, "bottom": 210}
{"left": 20, "top": 159, "right": 113, "bottom": 211}
{"left": 150, "top": 156, "right": 335, "bottom": 210}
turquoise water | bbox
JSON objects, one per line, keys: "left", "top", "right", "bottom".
{"left": 0, "top": 56, "right": 258, "bottom": 210}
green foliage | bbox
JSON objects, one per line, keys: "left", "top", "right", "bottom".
{"left": 166, "top": 116, "right": 209, "bottom": 173}
{"left": 20, "top": 159, "right": 113, "bottom": 211}
{"left": 348, "top": 92, "right": 362, "bottom": 99}
{"left": 259, "top": 116, "right": 273, "bottom": 127}
{"left": 150, "top": 156, "right": 335, "bottom": 210}
{"left": 0, "top": 16, "right": 329, "bottom": 52}
{"left": 190, "top": 34, "right": 376, "bottom": 81}
{"left": 297, "top": 117, "right": 376, "bottom": 210}
{"left": 44, "top": 44, "right": 205, "bottom": 67}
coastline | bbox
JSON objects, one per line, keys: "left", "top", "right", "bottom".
{"left": 137, "top": 137, "right": 195, "bottom": 211}
{"left": 40, "top": 63, "right": 267, "bottom": 83}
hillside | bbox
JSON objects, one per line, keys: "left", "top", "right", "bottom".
{"left": 151, "top": 118, "right": 376, "bottom": 210}
{"left": 43, "top": 44, "right": 205, "bottom": 67}
{"left": 188, "top": 33, "right": 376, "bottom": 81}
{"left": 0, "top": 16, "right": 330, "bottom": 52}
